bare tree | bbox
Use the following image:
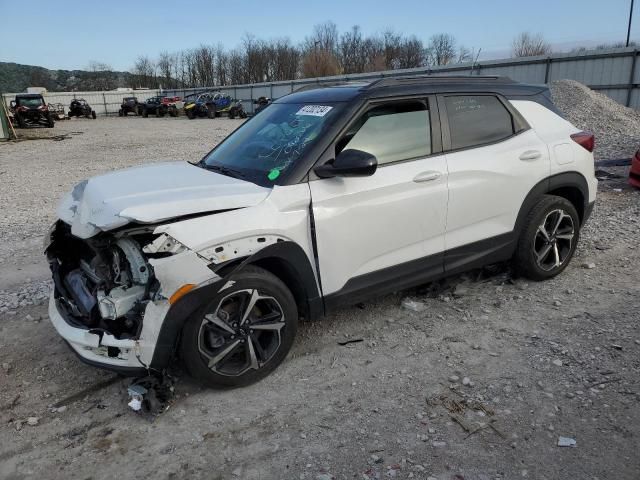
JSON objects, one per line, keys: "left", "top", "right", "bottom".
{"left": 301, "top": 48, "right": 340, "bottom": 77}
{"left": 339, "top": 25, "right": 367, "bottom": 74}
{"left": 397, "top": 36, "right": 426, "bottom": 69}
{"left": 512, "top": 32, "right": 552, "bottom": 57}
{"left": 301, "top": 21, "right": 340, "bottom": 78}
{"left": 427, "top": 34, "right": 456, "bottom": 66}
{"left": 132, "top": 55, "right": 156, "bottom": 88}
{"left": 456, "top": 46, "right": 473, "bottom": 63}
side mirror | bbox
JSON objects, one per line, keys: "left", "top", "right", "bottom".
{"left": 315, "top": 149, "right": 378, "bottom": 178}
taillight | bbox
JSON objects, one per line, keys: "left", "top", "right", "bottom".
{"left": 570, "top": 131, "right": 595, "bottom": 153}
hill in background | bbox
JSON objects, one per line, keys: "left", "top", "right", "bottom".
{"left": 0, "top": 62, "right": 136, "bottom": 93}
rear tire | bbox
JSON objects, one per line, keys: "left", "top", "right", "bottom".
{"left": 514, "top": 195, "right": 580, "bottom": 281}
{"left": 143, "top": 109, "right": 148, "bottom": 118}
{"left": 180, "top": 266, "right": 298, "bottom": 388}
{"left": 91, "top": 110, "right": 97, "bottom": 119}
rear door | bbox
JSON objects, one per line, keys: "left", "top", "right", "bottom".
{"left": 438, "top": 94, "right": 550, "bottom": 270}
{"left": 309, "top": 96, "right": 449, "bottom": 302}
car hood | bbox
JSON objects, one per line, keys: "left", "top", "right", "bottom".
{"left": 57, "top": 161, "right": 271, "bottom": 239}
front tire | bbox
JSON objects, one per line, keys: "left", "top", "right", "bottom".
{"left": 514, "top": 195, "right": 580, "bottom": 281}
{"left": 180, "top": 266, "right": 298, "bottom": 388}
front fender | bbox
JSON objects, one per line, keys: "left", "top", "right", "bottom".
{"left": 149, "top": 240, "right": 322, "bottom": 370}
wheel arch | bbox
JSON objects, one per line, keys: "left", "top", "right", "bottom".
{"left": 515, "top": 172, "right": 590, "bottom": 235}
{"left": 150, "top": 241, "right": 322, "bottom": 370}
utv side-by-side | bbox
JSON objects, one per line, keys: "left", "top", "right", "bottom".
{"left": 141, "top": 96, "right": 178, "bottom": 117}
{"left": 68, "top": 99, "right": 97, "bottom": 119}
{"left": 119, "top": 97, "right": 140, "bottom": 116}
{"left": 10, "top": 94, "right": 55, "bottom": 128}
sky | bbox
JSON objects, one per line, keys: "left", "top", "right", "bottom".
{"left": 0, "top": 0, "right": 637, "bottom": 71}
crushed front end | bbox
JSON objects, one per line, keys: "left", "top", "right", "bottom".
{"left": 45, "top": 221, "right": 218, "bottom": 373}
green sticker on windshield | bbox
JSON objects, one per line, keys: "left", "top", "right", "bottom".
{"left": 267, "top": 168, "right": 280, "bottom": 181}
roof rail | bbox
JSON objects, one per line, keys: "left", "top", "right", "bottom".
{"left": 365, "top": 75, "right": 514, "bottom": 89}
{"left": 293, "top": 81, "right": 368, "bottom": 93}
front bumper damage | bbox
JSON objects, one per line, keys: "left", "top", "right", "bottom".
{"left": 46, "top": 223, "right": 221, "bottom": 374}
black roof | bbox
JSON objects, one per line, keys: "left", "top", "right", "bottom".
{"left": 276, "top": 76, "right": 548, "bottom": 104}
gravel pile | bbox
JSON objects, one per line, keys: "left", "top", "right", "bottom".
{"left": 550, "top": 79, "right": 640, "bottom": 160}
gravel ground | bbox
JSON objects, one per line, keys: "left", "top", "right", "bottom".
{"left": 550, "top": 80, "right": 640, "bottom": 161}
{"left": 1, "top": 113, "right": 639, "bottom": 480}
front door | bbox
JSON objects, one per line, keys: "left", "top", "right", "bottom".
{"left": 309, "top": 98, "right": 449, "bottom": 305}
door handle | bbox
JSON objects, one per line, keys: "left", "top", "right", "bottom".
{"left": 519, "top": 150, "right": 542, "bottom": 161}
{"left": 413, "top": 171, "right": 441, "bottom": 183}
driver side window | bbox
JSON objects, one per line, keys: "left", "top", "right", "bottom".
{"left": 338, "top": 100, "right": 431, "bottom": 165}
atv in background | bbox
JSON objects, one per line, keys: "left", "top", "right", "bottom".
{"left": 183, "top": 93, "right": 216, "bottom": 119}
{"left": 141, "top": 96, "right": 178, "bottom": 117}
{"left": 254, "top": 96, "right": 271, "bottom": 115}
{"left": 119, "top": 97, "right": 140, "bottom": 116}
{"left": 10, "top": 94, "right": 55, "bottom": 128}
{"left": 48, "top": 103, "right": 66, "bottom": 120}
{"left": 227, "top": 100, "right": 247, "bottom": 119}
{"left": 68, "top": 99, "right": 97, "bottom": 119}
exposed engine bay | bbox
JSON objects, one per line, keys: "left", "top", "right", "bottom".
{"left": 46, "top": 221, "right": 165, "bottom": 340}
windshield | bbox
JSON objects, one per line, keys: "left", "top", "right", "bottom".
{"left": 200, "top": 102, "right": 341, "bottom": 185}
{"left": 17, "top": 97, "right": 44, "bottom": 107}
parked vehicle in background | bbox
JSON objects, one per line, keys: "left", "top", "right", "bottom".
{"left": 44, "top": 76, "right": 597, "bottom": 388}
{"left": 68, "top": 99, "right": 97, "bottom": 119}
{"left": 183, "top": 93, "right": 216, "bottom": 119}
{"left": 48, "top": 103, "right": 66, "bottom": 120}
{"left": 254, "top": 96, "right": 271, "bottom": 114}
{"left": 10, "top": 94, "right": 54, "bottom": 128}
{"left": 141, "top": 96, "right": 178, "bottom": 118}
{"left": 119, "top": 97, "right": 140, "bottom": 116}
{"left": 629, "top": 149, "right": 640, "bottom": 188}
{"left": 228, "top": 100, "right": 247, "bottom": 119}
{"left": 211, "top": 92, "right": 233, "bottom": 117}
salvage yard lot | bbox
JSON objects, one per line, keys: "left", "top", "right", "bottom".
{"left": 1, "top": 118, "right": 639, "bottom": 479}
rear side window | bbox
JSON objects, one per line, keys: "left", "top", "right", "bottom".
{"left": 444, "top": 95, "right": 515, "bottom": 150}
{"left": 340, "top": 101, "right": 431, "bottom": 165}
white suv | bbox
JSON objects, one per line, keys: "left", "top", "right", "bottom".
{"left": 45, "top": 76, "right": 597, "bottom": 387}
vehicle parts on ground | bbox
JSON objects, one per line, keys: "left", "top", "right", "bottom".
{"left": 68, "top": 98, "right": 97, "bottom": 119}
{"left": 10, "top": 94, "right": 55, "bottom": 128}
{"left": 127, "top": 374, "right": 175, "bottom": 418}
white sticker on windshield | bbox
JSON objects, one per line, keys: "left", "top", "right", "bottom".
{"left": 296, "top": 105, "right": 333, "bottom": 117}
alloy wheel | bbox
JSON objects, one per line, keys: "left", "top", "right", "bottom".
{"left": 197, "top": 289, "right": 286, "bottom": 377}
{"left": 533, "top": 209, "right": 575, "bottom": 271}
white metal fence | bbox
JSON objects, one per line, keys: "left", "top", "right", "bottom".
{"left": 3, "top": 46, "right": 638, "bottom": 116}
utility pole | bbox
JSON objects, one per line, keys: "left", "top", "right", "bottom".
{"left": 628, "top": 0, "right": 635, "bottom": 47}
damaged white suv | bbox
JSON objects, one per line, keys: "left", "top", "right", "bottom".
{"left": 45, "top": 76, "right": 597, "bottom": 387}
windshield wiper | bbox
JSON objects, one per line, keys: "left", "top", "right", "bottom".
{"left": 203, "top": 164, "right": 247, "bottom": 180}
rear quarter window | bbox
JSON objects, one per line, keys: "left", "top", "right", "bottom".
{"left": 444, "top": 95, "right": 515, "bottom": 150}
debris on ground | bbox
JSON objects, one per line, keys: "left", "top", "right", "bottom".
{"left": 338, "top": 338, "right": 364, "bottom": 346}
{"left": 126, "top": 374, "right": 176, "bottom": 419}
{"left": 557, "top": 437, "right": 577, "bottom": 447}
{"left": 401, "top": 298, "right": 426, "bottom": 312}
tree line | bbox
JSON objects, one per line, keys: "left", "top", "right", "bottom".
{"left": 129, "top": 22, "right": 481, "bottom": 89}
{"left": 86, "top": 24, "right": 631, "bottom": 90}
